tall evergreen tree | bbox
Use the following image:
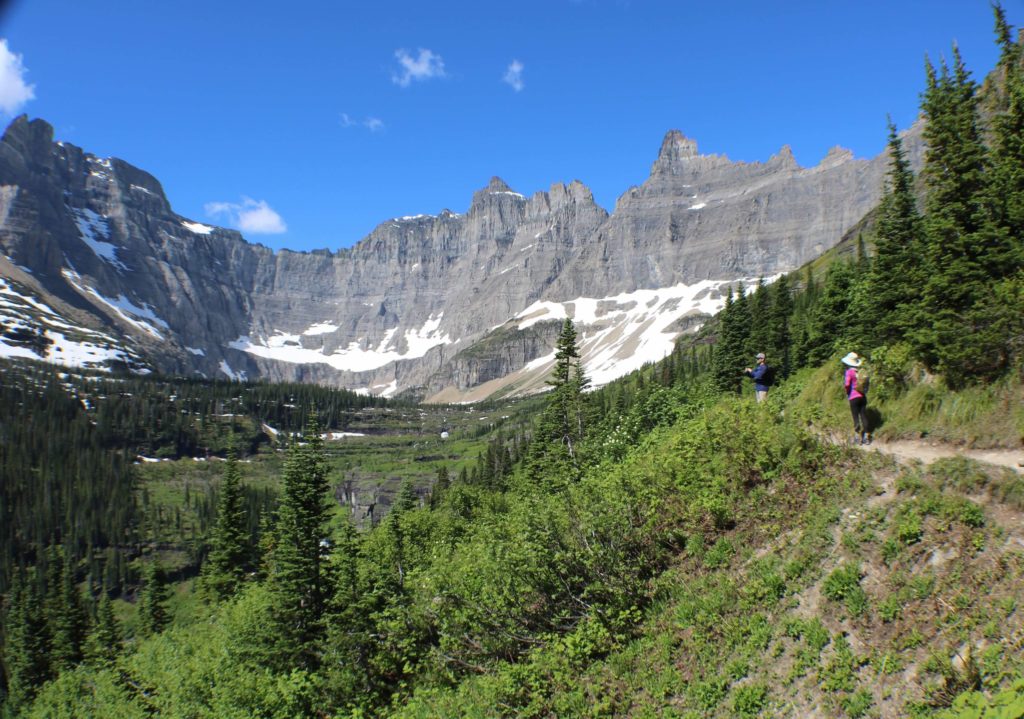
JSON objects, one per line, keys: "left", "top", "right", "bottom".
{"left": 85, "top": 584, "right": 121, "bottom": 668}
{"left": 919, "top": 48, "right": 1016, "bottom": 383}
{"left": 200, "top": 446, "right": 251, "bottom": 600}
{"left": 747, "top": 278, "right": 771, "bottom": 358}
{"left": 865, "top": 119, "right": 924, "bottom": 347}
{"left": 767, "top": 274, "right": 794, "bottom": 379}
{"left": 989, "top": 4, "right": 1024, "bottom": 266}
{"left": 712, "top": 287, "right": 751, "bottom": 394}
{"left": 137, "top": 560, "right": 169, "bottom": 638}
{"left": 525, "top": 319, "right": 591, "bottom": 484}
{"left": 266, "top": 415, "right": 334, "bottom": 669}
{"left": 2, "top": 569, "right": 50, "bottom": 711}
{"left": 44, "top": 545, "right": 88, "bottom": 672}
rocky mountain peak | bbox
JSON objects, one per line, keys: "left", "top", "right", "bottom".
{"left": 650, "top": 130, "right": 699, "bottom": 174}
{"left": 767, "top": 145, "right": 797, "bottom": 169}
{"left": 470, "top": 175, "right": 525, "bottom": 210}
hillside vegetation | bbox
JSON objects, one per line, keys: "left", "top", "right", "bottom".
{"left": 3, "top": 6, "right": 1024, "bottom": 718}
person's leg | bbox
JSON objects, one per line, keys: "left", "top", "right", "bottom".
{"left": 849, "top": 398, "right": 865, "bottom": 442}
{"left": 858, "top": 401, "right": 870, "bottom": 444}
{"left": 756, "top": 390, "right": 767, "bottom": 403}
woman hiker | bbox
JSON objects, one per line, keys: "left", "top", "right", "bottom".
{"left": 842, "top": 352, "right": 870, "bottom": 445}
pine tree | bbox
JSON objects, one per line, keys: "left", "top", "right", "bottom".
{"left": 265, "top": 414, "right": 334, "bottom": 669}
{"left": 44, "top": 545, "right": 88, "bottom": 672}
{"left": 84, "top": 584, "right": 121, "bottom": 668}
{"left": 712, "top": 287, "right": 751, "bottom": 394}
{"left": 137, "top": 560, "right": 169, "bottom": 637}
{"left": 2, "top": 569, "right": 51, "bottom": 711}
{"left": 429, "top": 466, "right": 450, "bottom": 509}
{"left": 989, "top": 4, "right": 1024, "bottom": 267}
{"left": 200, "top": 446, "right": 251, "bottom": 600}
{"left": 767, "top": 274, "right": 794, "bottom": 379}
{"left": 525, "top": 319, "right": 590, "bottom": 485}
{"left": 919, "top": 48, "right": 1016, "bottom": 383}
{"left": 865, "top": 119, "right": 924, "bottom": 347}
{"left": 747, "top": 278, "right": 771, "bottom": 358}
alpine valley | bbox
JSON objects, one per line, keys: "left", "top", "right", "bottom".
{"left": 0, "top": 115, "right": 920, "bottom": 399}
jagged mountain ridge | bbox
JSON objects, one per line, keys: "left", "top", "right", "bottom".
{"left": 0, "top": 116, "right": 916, "bottom": 399}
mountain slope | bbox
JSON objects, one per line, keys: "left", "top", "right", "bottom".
{"left": 0, "top": 116, "right": 913, "bottom": 398}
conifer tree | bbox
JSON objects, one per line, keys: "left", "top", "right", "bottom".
{"left": 265, "top": 414, "right": 334, "bottom": 669}
{"left": 919, "top": 48, "right": 1015, "bottom": 383}
{"left": 989, "top": 4, "right": 1024, "bottom": 264}
{"left": 200, "top": 446, "right": 251, "bottom": 600}
{"left": 767, "top": 274, "right": 793, "bottom": 379}
{"left": 429, "top": 466, "right": 450, "bottom": 509}
{"left": 747, "top": 278, "right": 771, "bottom": 358}
{"left": 525, "top": 319, "right": 590, "bottom": 484}
{"left": 137, "top": 560, "right": 169, "bottom": 638}
{"left": 865, "top": 120, "right": 924, "bottom": 346}
{"left": 712, "top": 287, "right": 751, "bottom": 394}
{"left": 85, "top": 584, "right": 121, "bottom": 668}
{"left": 2, "top": 569, "right": 50, "bottom": 711}
{"left": 44, "top": 545, "right": 88, "bottom": 671}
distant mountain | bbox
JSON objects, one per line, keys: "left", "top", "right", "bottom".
{"left": 0, "top": 116, "right": 918, "bottom": 400}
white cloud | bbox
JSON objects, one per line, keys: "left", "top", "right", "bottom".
{"left": 0, "top": 39, "right": 35, "bottom": 115}
{"left": 503, "top": 60, "right": 525, "bottom": 92}
{"left": 204, "top": 197, "right": 287, "bottom": 234}
{"left": 341, "top": 112, "right": 385, "bottom": 132}
{"left": 392, "top": 48, "right": 446, "bottom": 87}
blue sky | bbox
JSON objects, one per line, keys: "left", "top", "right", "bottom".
{"left": 0, "top": 0, "right": 1016, "bottom": 251}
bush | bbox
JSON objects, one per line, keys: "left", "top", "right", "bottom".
{"left": 823, "top": 563, "right": 868, "bottom": 616}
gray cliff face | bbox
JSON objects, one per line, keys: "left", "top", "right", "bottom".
{"left": 0, "top": 116, "right": 921, "bottom": 399}
{"left": 549, "top": 130, "right": 892, "bottom": 299}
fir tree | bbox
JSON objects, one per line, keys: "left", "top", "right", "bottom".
{"left": 989, "top": 4, "right": 1024, "bottom": 267}
{"left": 137, "top": 560, "right": 169, "bottom": 638}
{"left": 712, "top": 287, "right": 751, "bottom": 394}
{"left": 919, "top": 48, "right": 1015, "bottom": 383}
{"left": 2, "top": 569, "right": 51, "bottom": 711}
{"left": 44, "top": 545, "right": 88, "bottom": 672}
{"left": 265, "top": 414, "right": 334, "bottom": 669}
{"left": 85, "top": 584, "right": 121, "bottom": 668}
{"left": 767, "top": 274, "right": 794, "bottom": 379}
{"left": 865, "top": 119, "right": 924, "bottom": 347}
{"left": 200, "top": 446, "right": 251, "bottom": 600}
{"left": 525, "top": 318, "right": 591, "bottom": 485}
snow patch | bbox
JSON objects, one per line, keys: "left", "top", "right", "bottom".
{"left": 219, "top": 360, "right": 246, "bottom": 381}
{"left": 0, "top": 277, "right": 140, "bottom": 371}
{"left": 71, "top": 207, "right": 130, "bottom": 272}
{"left": 303, "top": 322, "right": 338, "bottom": 336}
{"left": 228, "top": 312, "right": 450, "bottom": 372}
{"left": 182, "top": 221, "right": 214, "bottom": 235}
{"left": 185, "top": 346, "right": 206, "bottom": 356}
{"left": 512, "top": 277, "right": 776, "bottom": 387}
{"left": 62, "top": 268, "right": 169, "bottom": 340}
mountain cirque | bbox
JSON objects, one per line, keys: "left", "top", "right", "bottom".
{"left": 0, "top": 116, "right": 914, "bottom": 400}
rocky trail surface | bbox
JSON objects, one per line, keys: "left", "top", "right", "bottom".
{"left": 859, "top": 438, "right": 1024, "bottom": 474}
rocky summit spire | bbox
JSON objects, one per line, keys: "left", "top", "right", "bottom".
{"left": 470, "top": 176, "right": 523, "bottom": 210}
{"left": 650, "top": 130, "right": 699, "bottom": 176}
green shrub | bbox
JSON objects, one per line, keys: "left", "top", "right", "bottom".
{"left": 823, "top": 563, "right": 868, "bottom": 616}
{"left": 732, "top": 683, "right": 769, "bottom": 718}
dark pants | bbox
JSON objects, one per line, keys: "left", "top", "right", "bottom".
{"left": 849, "top": 396, "right": 868, "bottom": 434}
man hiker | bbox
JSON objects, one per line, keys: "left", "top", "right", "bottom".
{"left": 744, "top": 352, "right": 773, "bottom": 402}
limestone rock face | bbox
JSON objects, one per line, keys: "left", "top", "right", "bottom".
{"left": 0, "top": 115, "right": 922, "bottom": 399}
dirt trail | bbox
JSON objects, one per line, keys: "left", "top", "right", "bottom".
{"left": 859, "top": 438, "right": 1024, "bottom": 474}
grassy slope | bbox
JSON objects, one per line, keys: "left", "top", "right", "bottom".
{"left": 394, "top": 370, "right": 1024, "bottom": 718}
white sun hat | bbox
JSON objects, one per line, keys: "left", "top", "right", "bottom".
{"left": 841, "top": 352, "right": 862, "bottom": 367}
